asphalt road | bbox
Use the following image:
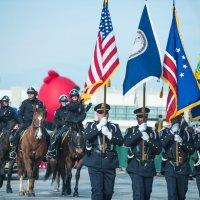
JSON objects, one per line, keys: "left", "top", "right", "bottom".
{"left": 0, "top": 167, "right": 199, "bottom": 200}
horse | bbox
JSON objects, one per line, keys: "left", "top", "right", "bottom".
{"left": 0, "top": 120, "right": 18, "bottom": 193}
{"left": 45, "top": 126, "right": 85, "bottom": 197}
{"left": 17, "top": 105, "right": 47, "bottom": 197}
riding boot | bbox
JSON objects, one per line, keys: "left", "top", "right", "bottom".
{"left": 9, "top": 134, "right": 19, "bottom": 160}
{"left": 46, "top": 135, "right": 60, "bottom": 159}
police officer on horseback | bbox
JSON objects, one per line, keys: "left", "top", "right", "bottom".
{"left": 46, "top": 94, "right": 70, "bottom": 158}
{"left": 0, "top": 95, "right": 19, "bottom": 132}
{"left": 47, "top": 89, "right": 87, "bottom": 159}
{"left": 9, "top": 87, "right": 45, "bottom": 159}
{"left": 160, "top": 113, "right": 194, "bottom": 200}
{"left": 124, "top": 107, "right": 162, "bottom": 200}
{"left": 83, "top": 103, "right": 123, "bottom": 200}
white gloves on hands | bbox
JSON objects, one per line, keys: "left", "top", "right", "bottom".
{"left": 102, "top": 126, "right": 112, "bottom": 140}
{"left": 97, "top": 117, "right": 107, "bottom": 131}
{"left": 171, "top": 123, "right": 179, "bottom": 133}
{"left": 174, "top": 134, "right": 182, "bottom": 143}
{"left": 138, "top": 123, "right": 147, "bottom": 132}
{"left": 141, "top": 132, "right": 149, "bottom": 141}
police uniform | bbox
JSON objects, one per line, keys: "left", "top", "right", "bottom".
{"left": 0, "top": 105, "right": 19, "bottom": 132}
{"left": 192, "top": 123, "right": 200, "bottom": 197}
{"left": 47, "top": 96, "right": 86, "bottom": 159}
{"left": 124, "top": 107, "right": 162, "bottom": 200}
{"left": 83, "top": 103, "right": 123, "bottom": 200}
{"left": 160, "top": 116, "right": 194, "bottom": 200}
{"left": 9, "top": 96, "right": 46, "bottom": 159}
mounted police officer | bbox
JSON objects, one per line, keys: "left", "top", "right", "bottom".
{"left": 46, "top": 94, "right": 70, "bottom": 158}
{"left": 191, "top": 121, "right": 200, "bottom": 197}
{"left": 124, "top": 107, "right": 162, "bottom": 200}
{"left": 9, "top": 87, "right": 45, "bottom": 159}
{"left": 47, "top": 89, "right": 88, "bottom": 159}
{"left": 0, "top": 95, "right": 19, "bottom": 132}
{"left": 83, "top": 103, "right": 123, "bottom": 200}
{"left": 160, "top": 113, "right": 194, "bottom": 200}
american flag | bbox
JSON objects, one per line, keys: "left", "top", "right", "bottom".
{"left": 163, "top": 7, "right": 200, "bottom": 122}
{"left": 84, "top": 2, "right": 119, "bottom": 96}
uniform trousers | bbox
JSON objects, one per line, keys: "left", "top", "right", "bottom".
{"left": 88, "top": 167, "right": 116, "bottom": 200}
{"left": 129, "top": 173, "right": 153, "bottom": 200}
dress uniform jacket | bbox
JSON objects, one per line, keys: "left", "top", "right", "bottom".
{"left": 124, "top": 126, "right": 162, "bottom": 177}
{"left": 160, "top": 125, "right": 194, "bottom": 176}
{"left": 83, "top": 121, "right": 123, "bottom": 169}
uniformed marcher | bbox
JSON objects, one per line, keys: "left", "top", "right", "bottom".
{"left": 83, "top": 103, "right": 123, "bottom": 200}
{"left": 124, "top": 107, "right": 162, "bottom": 200}
{"left": 9, "top": 87, "right": 47, "bottom": 159}
{"left": 191, "top": 121, "right": 200, "bottom": 198}
{"left": 160, "top": 113, "right": 194, "bottom": 200}
{"left": 0, "top": 95, "right": 19, "bottom": 132}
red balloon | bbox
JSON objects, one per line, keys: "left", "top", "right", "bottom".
{"left": 38, "top": 70, "right": 77, "bottom": 122}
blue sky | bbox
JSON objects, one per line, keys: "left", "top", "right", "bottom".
{"left": 0, "top": 0, "right": 199, "bottom": 92}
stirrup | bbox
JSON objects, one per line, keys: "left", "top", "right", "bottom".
{"left": 9, "top": 151, "right": 16, "bottom": 160}
{"left": 47, "top": 149, "right": 57, "bottom": 159}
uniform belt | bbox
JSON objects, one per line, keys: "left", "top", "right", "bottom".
{"left": 135, "top": 154, "right": 155, "bottom": 161}
{"left": 168, "top": 157, "right": 188, "bottom": 165}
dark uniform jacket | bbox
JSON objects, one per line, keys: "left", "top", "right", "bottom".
{"left": 192, "top": 130, "right": 200, "bottom": 177}
{"left": 124, "top": 126, "right": 162, "bottom": 177}
{"left": 0, "top": 106, "right": 19, "bottom": 131}
{"left": 54, "top": 106, "right": 69, "bottom": 129}
{"left": 83, "top": 121, "right": 123, "bottom": 170}
{"left": 18, "top": 98, "right": 44, "bottom": 125}
{"left": 160, "top": 123, "right": 194, "bottom": 176}
{"left": 68, "top": 101, "right": 86, "bottom": 123}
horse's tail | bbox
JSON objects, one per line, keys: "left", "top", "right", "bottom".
{"left": 51, "top": 165, "right": 58, "bottom": 184}
{"left": 44, "top": 159, "right": 57, "bottom": 181}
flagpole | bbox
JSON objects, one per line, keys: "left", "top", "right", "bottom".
{"left": 142, "top": 83, "right": 146, "bottom": 161}
{"left": 102, "top": 85, "right": 107, "bottom": 154}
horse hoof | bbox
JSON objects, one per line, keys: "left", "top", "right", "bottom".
{"left": 27, "top": 191, "right": 35, "bottom": 197}
{"left": 0, "top": 175, "right": 4, "bottom": 188}
{"left": 61, "top": 191, "right": 67, "bottom": 196}
{"left": 53, "top": 188, "right": 59, "bottom": 192}
{"left": 19, "top": 191, "right": 25, "bottom": 196}
{"left": 67, "top": 188, "right": 71, "bottom": 195}
{"left": 73, "top": 191, "right": 79, "bottom": 197}
{"left": 6, "top": 187, "right": 13, "bottom": 193}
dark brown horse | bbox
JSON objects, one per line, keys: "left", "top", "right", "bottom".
{"left": 17, "top": 106, "right": 47, "bottom": 196}
{"left": 45, "top": 126, "right": 85, "bottom": 197}
{"left": 0, "top": 120, "right": 17, "bottom": 193}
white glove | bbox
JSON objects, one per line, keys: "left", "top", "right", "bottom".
{"left": 141, "top": 132, "right": 149, "bottom": 141}
{"left": 138, "top": 123, "right": 147, "bottom": 132}
{"left": 96, "top": 117, "right": 107, "bottom": 131}
{"left": 101, "top": 126, "right": 112, "bottom": 140}
{"left": 171, "top": 123, "right": 179, "bottom": 133}
{"left": 174, "top": 134, "right": 182, "bottom": 143}
{"left": 196, "top": 127, "right": 200, "bottom": 133}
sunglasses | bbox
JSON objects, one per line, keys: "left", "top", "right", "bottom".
{"left": 137, "top": 115, "right": 148, "bottom": 119}
{"left": 97, "top": 110, "right": 108, "bottom": 115}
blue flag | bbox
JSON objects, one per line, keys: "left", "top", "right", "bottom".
{"left": 123, "top": 4, "right": 161, "bottom": 95}
{"left": 163, "top": 6, "right": 200, "bottom": 121}
{"left": 191, "top": 106, "right": 200, "bottom": 120}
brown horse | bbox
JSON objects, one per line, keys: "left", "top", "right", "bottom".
{"left": 45, "top": 126, "right": 85, "bottom": 197}
{"left": 17, "top": 106, "right": 47, "bottom": 197}
{"left": 0, "top": 120, "right": 17, "bottom": 192}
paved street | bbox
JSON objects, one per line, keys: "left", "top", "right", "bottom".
{"left": 0, "top": 168, "right": 199, "bottom": 200}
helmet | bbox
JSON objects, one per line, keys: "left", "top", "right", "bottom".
{"left": 69, "top": 89, "right": 79, "bottom": 97}
{"left": 1, "top": 95, "right": 10, "bottom": 102}
{"left": 27, "top": 87, "right": 37, "bottom": 95}
{"left": 59, "top": 95, "right": 68, "bottom": 103}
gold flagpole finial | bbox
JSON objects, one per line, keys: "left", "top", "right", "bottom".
{"left": 104, "top": 0, "right": 108, "bottom": 4}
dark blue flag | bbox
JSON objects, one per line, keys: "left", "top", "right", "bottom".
{"left": 123, "top": 4, "right": 162, "bottom": 95}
